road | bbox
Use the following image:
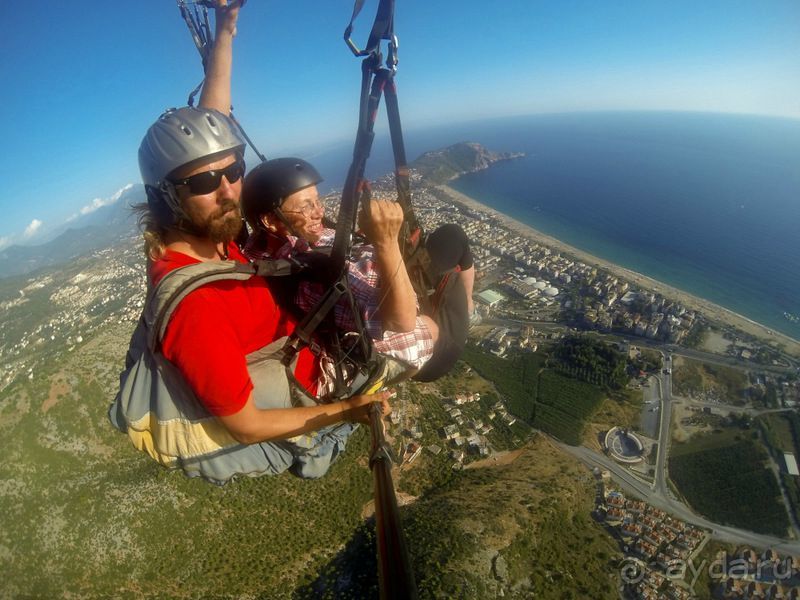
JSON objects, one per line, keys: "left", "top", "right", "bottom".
{"left": 556, "top": 441, "right": 800, "bottom": 554}
{"left": 652, "top": 363, "right": 671, "bottom": 501}
{"left": 481, "top": 317, "right": 800, "bottom": 552}
{"left": 630, "top": 339, "right": 793, "bottom": 377}
{"left": 482, "top": 317, "right": 798, "bottom": 376}
{"left": 680, "top": 395, "right": 794, "bottom": 417}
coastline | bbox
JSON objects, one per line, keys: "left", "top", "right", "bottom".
{"left": 438, "top": 184, "right": 800, "bottom": 358}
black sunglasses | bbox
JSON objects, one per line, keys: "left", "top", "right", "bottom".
{"left": 171, "top": 158, "right": 246, "bottom": 195}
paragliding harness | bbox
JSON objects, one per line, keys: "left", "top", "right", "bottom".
{"left": 334, "top": 0, "right": 469, "bottom": 384}
{"left": 108, "top": 258, "right": 366, "bottom": 484}
{"left": 173, "top": 2, "right": 438, "bottom": 596}
{"left": 177, "top": 0, "right": 466, "bottom": 398}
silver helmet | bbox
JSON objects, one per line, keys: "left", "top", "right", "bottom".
{"left": 138, "top": 106, "right": 246, "bottom": 190}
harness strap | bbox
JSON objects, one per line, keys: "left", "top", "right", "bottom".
{"left": 331, "top": 54, "right": 382, "bottom": 269}
{"left": 148, "top": 258, "right": 300, "bottom": 351}
{"left": 382, "top": 74, "right": 422, "bottom": 259}
{"left": 344, "top": 0, "right": 396, "bottom": 58}
{"left": 175, "top": 0, "right": 265, "bottom": 162}
{"left": 281, "top": 280, "right": 349, "bottom": 366}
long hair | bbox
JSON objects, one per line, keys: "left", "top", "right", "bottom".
{"left": 131, "top": 187, "right": 174, "bottom": 261}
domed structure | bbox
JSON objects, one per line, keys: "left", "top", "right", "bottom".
{"left": 544, "top": 286, "right": 559, "bottom": 297}
{"left": 533, "top": 281, "right": 548, "bottom": 290}
{"left": 523, "top": 276, "right": 538, "bottom": 285}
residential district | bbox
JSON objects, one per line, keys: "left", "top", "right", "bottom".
{"left": 2, "top": 168, "right": 800, "bottom": 598}
{"left": 602, "top": 485, "right": 800, "bottom": 599}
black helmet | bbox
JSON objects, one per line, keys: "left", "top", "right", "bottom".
{"left": 242, "top": 157, "right": 323, "bottom": 230}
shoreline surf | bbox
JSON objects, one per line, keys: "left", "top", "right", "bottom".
{"left": 438, "top": 184, "right": 800, "bottom": 358}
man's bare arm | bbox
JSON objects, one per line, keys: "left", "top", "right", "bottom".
{"left": 198, "top": 1, "right": 240, "bottom": 113}
{"left": 359, "top": 199, "right": 418, "bottom": 333}
{"left": 219, "top": 391, "right": 392, "bottom": 445}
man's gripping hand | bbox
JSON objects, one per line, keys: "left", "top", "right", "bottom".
{"left": 358, "top": 199, "right": 404, "bottom": 250}
{"left": 212, "top": 0, "right": 242, "bottom": 37}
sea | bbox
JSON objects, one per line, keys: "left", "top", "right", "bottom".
{"left": 311, "top": 111, "right": 800, "bottom": 342}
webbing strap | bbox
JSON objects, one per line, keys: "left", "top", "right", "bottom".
{"left": 282, "top": 281, "right": 349, "bottom": 365}
{"left": 344, "top": 0, "right": 396, "bottom": 57}
{"left": 334, "top": 0, "right": 423, "bottom": 272}
{"left": 331, "top": 55, "right": 381, "bottom": 269}
{"left": 177, "top": 0, "right": 213, "bottom": 68}
{"left": 148, "top": 258, "right": 300, "bottom": 351}
{"left": 175, "top": 0, "right": 266, "bottom": 162}
{"left": 149, "top": 260, "right": 255, "bottom": 350}
{"left": 382, "top": 74, "right": 422, "bottom": 259}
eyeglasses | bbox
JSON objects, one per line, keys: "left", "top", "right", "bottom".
{"left": 170, "top": 158, "right": 246, "bottom": 195}
{"left": 281, "top": 199, "right": 324, "bottom": 217}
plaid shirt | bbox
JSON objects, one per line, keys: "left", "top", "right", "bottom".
{"left": 244, "top": 229, "right": 433, "bottom": 370}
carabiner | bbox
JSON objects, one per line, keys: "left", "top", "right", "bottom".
{"left": 386, "top": 33, "right": 399, "bottom": 72}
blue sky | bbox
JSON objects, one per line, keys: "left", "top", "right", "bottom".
{"left": 2, "top": 0, "right": 799, "bottom": 248}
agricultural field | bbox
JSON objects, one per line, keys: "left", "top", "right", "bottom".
{"left": 669, "top": 434, "right": 789, "bottom": 536}
{"left": 462, "top": 344, "right": 607, "bottom": 446}
{"left": 534, "top": 371, "right": 606, "bottom": 445}
{"left": 757, "top": 412, "right": 800, "bottom": 526}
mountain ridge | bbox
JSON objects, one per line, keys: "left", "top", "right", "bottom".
{"left": 0, "top": 185, "right": 143, "bottom": 279}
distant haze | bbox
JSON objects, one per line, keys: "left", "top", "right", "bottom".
{"left": 2, "top": 1, "right": 799, "bottom": 245}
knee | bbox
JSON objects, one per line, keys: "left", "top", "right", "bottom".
{"left": 421, "top": 315, "right": 439, "bottom": 344}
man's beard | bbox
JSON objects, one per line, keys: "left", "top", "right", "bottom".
{"left": 180, "top": 199, "right": 243, "bottom": 244}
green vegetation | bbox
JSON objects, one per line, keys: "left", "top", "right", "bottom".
{"left": 0, "top": 245, "right": 640, "bottom": 598}
{"left": 757, "top": 412, "right": 800, "bottom": 525}
{"left": 551, "top": 335, "right": 628, "bottom": 389}
{"left": 691, "top": 540, "right": 737, "bottom": 600}
{"left": 683, "top": 321, "right": 709, "bottom": 349}
{"left": 749, "top": 378, "right": 780, "bottom": 408}
{"left": 536, "top": 371, "right": 606, "bottom": 445}
{"left": 628, "top": 347, "right": 663, "bottom": 373}
{"left": 462, "top": 343, "right": 607, "bottom": 445}
{"left": 672, "top": 358, "right": 748, "bottom": 402}
{"left": 461, "top": 344, "right": 546, "bottom": 422}
{"left": 592, "top": 388, "right": 643, "bottom": 433}
{"left": 3, "top": 316, "right": 617, "bottom": 598}
{"left": 299, "top": 438, "right": 620, "bottom": 599}
{"left": 411, "top": 142, "right": 510, "bottom": 184}
{"left": 669, "top": 436, "right": 789, "bottom": 536}
{"left": 396, "top": 388, "right": 460, "bottom": 497}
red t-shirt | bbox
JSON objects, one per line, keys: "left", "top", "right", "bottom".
{"left": 150, "top": 242, "right": 319, "bottom": 417}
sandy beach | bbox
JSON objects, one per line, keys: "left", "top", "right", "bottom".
{"left": 438, "top": 184, "right": 800, "bottom": 358}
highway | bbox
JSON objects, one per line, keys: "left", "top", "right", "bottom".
{"left": 481, "top": 317, "right": 800, "bottom": 552}
{"left": 652, "top": 359, "right": 671, "bottom": 501}
{"left": 483, "top": 317, "right": 798, "bottom": 376}
{"left": 556, "top": 441, "right": 800, "bottom": 554}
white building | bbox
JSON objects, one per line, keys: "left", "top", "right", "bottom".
{"left": 784, "top": 453, "right": 799, "bottom": 476}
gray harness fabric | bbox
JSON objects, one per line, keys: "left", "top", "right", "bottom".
{"left": 108, "top": 261, "right": 354, "bottom": 484}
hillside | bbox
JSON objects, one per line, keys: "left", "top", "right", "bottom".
{"left": 411, "top": 141, "right": 524, "bottom": 184}
{"left": 302, "top": 437, "right": 620, "bottom": 598}
{"left": 0, "top": 184, "right": 143, "bottom": 279}
{"left": 0, "top": 243, "right": 620, "bottom": 597}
